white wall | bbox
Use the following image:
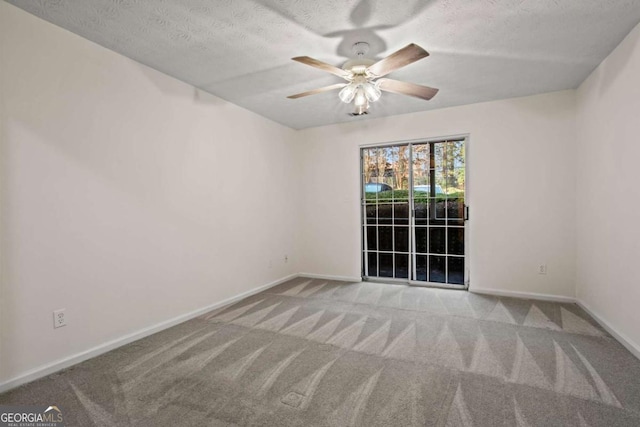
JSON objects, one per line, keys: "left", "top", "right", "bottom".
{"left": 296, "top": 91, "right": 577, "bottom": 298}
{"left": 0, "top": 3, "right": 298, "bottom": 385}
{"left": 576, "top": 22, "right": 640, "bottom": 355}
{"left": 3, "top": 0, "right": 639, "bottom": 391}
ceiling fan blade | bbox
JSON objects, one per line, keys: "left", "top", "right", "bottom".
{"left": 366, "top": 44, "right": 429, "bottom": 78}
{"left": 287, "top": 83, "right": 347, "bottom": 99}
{"left": 377, "top": 78, "right": 439, "bottom": 101}
{"left": 292, "top": 56, "right": 351, "bottom": 79}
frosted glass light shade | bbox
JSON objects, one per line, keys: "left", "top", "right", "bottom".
{"left": 339, "top": 83, "right": 358, "bottom": 103}
{"left": 363, "top": 82, "right": 381, "bottom": 102}
{"left": 354, "top": 88, "right": 367, "bottom": 107}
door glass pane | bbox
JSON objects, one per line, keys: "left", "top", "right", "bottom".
{"left": 447, "top": 199, "right": 464, "bottom": 226}
{"left": 448, "top": 257, "right": 464, "bottom": 285}
{"left": 392, "top": 145, "right": 410, "bottom": 191}
{"left": 366, "top": 227, "right": 377, "bottom": 251}
{"left": 378, "top": 226, "right": 393, "bottom": 252}
{"left": 434, "top": 143, "right": 447, "bottom": 194}
{"left": 366, "top": 204, "right": 377, "bottom": 224}
{"left": 415, "top": 227, "right": 428, "bottom": 253}
{"left": 448, "top": 228, "right": 464, "bottom": 255}
{"left": 429, "top": 255, "right": 446, "bottom": 283}
{"left": 448, "top": 141, "right": 465, "bottom": 168}
{"left": 394, "top": 203, "right": 409, "bottom": 225}
{"left": 416, "top": 255, "right": 427, "bottom": 281}
{"left": 431, "top": 199, "right": 446, "bottom": 225}
{"left": 429, "top": 227, "right": 446, "bottom": 254}
{"left": 379, "top": 253, "right": 393, "bottom": 277}
{"left": 412, "top": 143, "right": 430, "bottom": 189}
{"left": 448, "top": 140, "right": 465, "bottom": 196}
{"left": 380, "top": 146, "right": 394, "bottom": 199}
{"left": 414, "top": 202, "right": 428, "bottom": 225}
{"left": 367, "top": 252, "right": 378, "bottom": 277}
{"left": 395, "top": 254, "right": 409, "bottom": 279}
{"left": 394, "top": 227, "right": 409, "bottom": 252}
{"left": 378, "top": 204, "right": 393, "bottom": 224}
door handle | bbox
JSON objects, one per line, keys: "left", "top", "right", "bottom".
{"left": 464, "top": 205, "right": 469, "bottom": 221}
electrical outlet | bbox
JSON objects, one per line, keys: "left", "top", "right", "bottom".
{"left": 538, "top": 264, "right": 547, "bottom": 275}
{"left": 53, "top": 309, "right": 66, "bottom": 328}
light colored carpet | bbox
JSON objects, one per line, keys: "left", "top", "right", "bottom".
{"left": 2, "top": 278, "right": 640, "bottom": 426}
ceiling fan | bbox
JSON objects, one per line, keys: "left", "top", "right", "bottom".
{"left": 287, "top": 42, "right": 438, "bottom": 115}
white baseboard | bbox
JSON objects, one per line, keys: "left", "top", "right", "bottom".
{"left": 472, "top": 287, "right": 640, "bottom": 361}
{"left": 576, "top": 300, "right": 640, "bottom": 361}
{"left": 4, "top": 274, "right": 637, "bottom": 394}
{"left": 299, "top": 273, "right": 362, "bottom": 283}
{"left": 470, "top": 286, "right": 576, "bottom": 303}
{"left": 0, "top": 273, "right": 297, "bottom": 394}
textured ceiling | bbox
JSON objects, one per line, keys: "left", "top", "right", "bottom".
{"left": 7, "top": 0, "right": 640, "bottom": 129}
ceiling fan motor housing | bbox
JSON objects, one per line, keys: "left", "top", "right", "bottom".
{"left": 342, "top": 58, "right": 376, "bottom": 74}
{"left": 352, "top": 41, "right": 370, "bottom": 56}
{"left": 343, "top": 42, "right": 375, "bottom": 74}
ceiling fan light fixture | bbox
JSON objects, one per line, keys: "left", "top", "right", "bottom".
{"left": 363, "top": 81, "right": 382, "bottom": 102}
{"left": 339, "top": 83, "right": 357, "bottom": 103}
{"left": 340, "top": 80, "right": 379, "bottom": 110}
{"left": 353, "top": 87, "right": 368, "bottom": 107}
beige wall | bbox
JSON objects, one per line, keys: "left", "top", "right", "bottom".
{"left": 576, "top": 22, "right": 640, "bottom": 356}
{"left": 0, "top": 3, "right": 298, "bottom": 384}
{"left": 296, "top": 91, "right": 577, "bottom": 299}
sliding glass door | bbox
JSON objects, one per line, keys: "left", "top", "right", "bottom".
{"left": 361, "top": 139, "right": 468, "bottom": 288}
{"left": 362, "top": 145, "right": 411, "bottom": 280}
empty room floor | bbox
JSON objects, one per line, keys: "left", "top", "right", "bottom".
{"left": 2, "top": 278, "right": 640, "bottom": 426}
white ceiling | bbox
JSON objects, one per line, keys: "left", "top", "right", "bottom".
{"left": 8, "top": 0, "right": 640, "bottom": 129}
